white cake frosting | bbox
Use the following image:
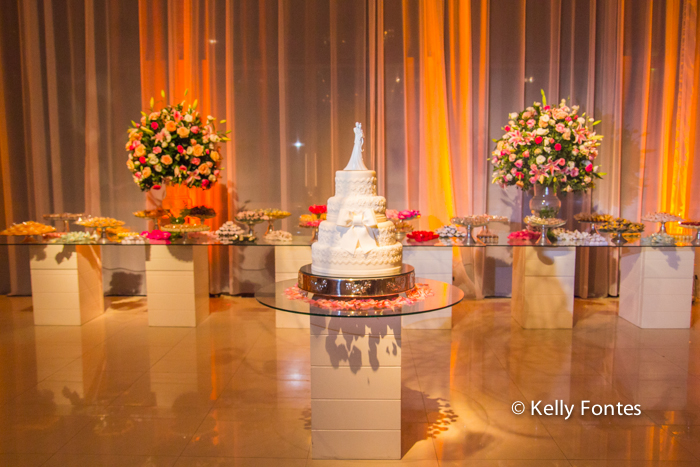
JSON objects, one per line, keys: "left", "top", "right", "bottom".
{"left": 311, "top": 124, "right": 402, "bottom": 277}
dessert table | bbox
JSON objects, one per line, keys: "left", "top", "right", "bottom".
{"left": 2, "top": 235, "right": 697, "bottom": 330}
{"left": 255, "top": 278, "right": 464, "bottom": 460}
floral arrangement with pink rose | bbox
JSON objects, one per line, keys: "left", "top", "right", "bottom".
{"left": 490, "top": 91, "right": 604, "bottom": 193}
{"left": 125, "top": 90, "right": 229, "bottom": 191}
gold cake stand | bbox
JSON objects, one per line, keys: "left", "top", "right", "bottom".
{"left": 297, "top": 264, "right": 415, "bottom": 298}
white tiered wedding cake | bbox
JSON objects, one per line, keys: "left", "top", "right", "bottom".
{"left": 311, "top": 123, "right": 402, "bottom": 277}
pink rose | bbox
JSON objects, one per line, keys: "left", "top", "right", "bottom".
{"left": 139, "top": 156, "right": 146, "bottom": 164}
{"left": 515, "top": 160, "right": 523, "bottom": 168}
{"left": 554, "top": 143, "right": 562, "bottom": 151}
{"left": 153, "top": 146, "right": 162, "bottom": 154}
{"left": 151, "top": 122, "right": 158, "bottom": 130}
{"left": 191, "top": 126, "right": 199, "bottom": 134}
{"left": 557, "top": 158, "right": 565, "bottom": 166}
{"left": 585, "top": 163, "right": 593, "bottom": 173}
{"left": 535, "top": 136, "right": 543, "bottom": 144}
{"left": 201, "top": 179, "right": 210, "bottom": 188}
{"left": 527, "top": 119, "right": 536, "bottom": 128}
{"left": 177, "top": 145, "right": 184, "bottom": 154}
{"left": 523, "top": 150, "right": 530, "bottom": 158}
{"left": 192, "top": 157, "right": 201, "bottom": 166}
{"left": 505, "top": 125, "right": 511, "bottom": 132}
{"left": 555, "top": 123, "right": 566, "bottom": 133}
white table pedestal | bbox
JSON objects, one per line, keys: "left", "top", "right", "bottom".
{"left": 310, "top": 314, "right": 401, "bottom": 460}
{"left": 512, "top": 246, "right": 575, "bottom": 329}
{"left": 402, "top": 247, "right": 453, "bottom": 329}
{"left": 29, "top": 245, "right": 104, "bottom": 325}
{"left": 145, "top": 245, "right": 209, "bottom": 327}
{"left": 620, "top": 247, "right": 694, "bottom": 328}
{"left": 274, "top": 246, "right": 311, "bottom": 328}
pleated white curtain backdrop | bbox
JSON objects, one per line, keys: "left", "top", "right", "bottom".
{"left": 1, "top": 0, "right": 699, "bottom": 298}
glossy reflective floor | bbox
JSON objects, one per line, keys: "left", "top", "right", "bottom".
{"left": 1, "top": 295, "right": 699, "bottom": 466}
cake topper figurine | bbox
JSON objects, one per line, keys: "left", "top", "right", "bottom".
{"left": 344, "top": 122, "right": 368, "bottom": 171}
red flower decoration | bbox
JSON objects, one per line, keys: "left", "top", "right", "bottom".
{"left": 554, "top": 143, "right": 562, "bottom": 151}
{"left": 151, "top": 122, "right": 158, "bottom": 130}
{"left": 177, "top": 145, "right": 184, "bottom": 154}
{"left": 407, "top": 230, "right": 438, "bottom": 242}
{"left": 535, "top": 136, "right": 543, "bottom": 145}
{"left": 309, "top": 205, "right": 327, "bottom": 215}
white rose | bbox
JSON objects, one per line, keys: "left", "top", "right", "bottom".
{"left": 187, "top": 146, "right": 194, "bottom": 155}
{"left": 577, "top": 117, "right": 585, "bottom": 124}
{"left": 535, "top": 128, "right": 549, "bottom": 135}
{"left": 209, "top": 135, "right": 219, "bottom": 143}
{"left": 541, "top": 115, "right": 550, "bottom": 122}
{"left": 535, "top": 148, "right": 542, "bottom": 155}
{"left": 544, "top": 147, "right": 551, "bottom": 153}
{"left": 155, "top": 164, "right": 163, "bottom": 172}
{"left": 506, "top": 174, "right": 513, "bottom": 181}
{"left": 184, "top": 114, "right": 193, "bottom": 122}
{"left": 568, "top": 161, "right": 575, "bottom": 168}
{"left": 148, "top": 154, "right": 158, "bottom": 165}
{"left": 536, "top": 155, "right": 546, "bottom": 165}
{"left": 509, "top": 112, "right": 518, "bottom": 119}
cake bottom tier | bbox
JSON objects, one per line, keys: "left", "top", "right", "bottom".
{"left": 311, "top": 242, "right": 403, "bottom": 278}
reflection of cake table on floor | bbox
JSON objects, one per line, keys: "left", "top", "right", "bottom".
{"left": 257, "top": 124, "right": 463, "bottom": 459}
{"left": 255, "top": 278, "right": 463, "bottom": 460}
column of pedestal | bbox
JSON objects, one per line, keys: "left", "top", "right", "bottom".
{"left": 29, "top": 244, "right": 104, "bottom": 325}
{"left": 145, "top": 245, "right": 209, "bottom": 327}
{"left": 402, "top": 247, "right": 453, "bottom": 329}
{"left": 310, "top": 314, "right": 401, "bottom": 460}
{"left": 511, "top": 246, "right": 575, "bottom": 329}
{"left": 620, "top": 247, "right": 694, "bottom": 328}
{"left": 274, "top": 245, "right": 311, "bottom": 328}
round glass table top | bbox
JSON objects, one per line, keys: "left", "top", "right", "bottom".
{"left": 255, "top": 278, "right": 464, "bottom": 318}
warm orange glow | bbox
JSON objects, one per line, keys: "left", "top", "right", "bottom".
{"left": 418, "top": 0, "right": 455, "bottom": 229}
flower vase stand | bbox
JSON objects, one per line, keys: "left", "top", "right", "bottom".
{"left": 511, "top": 246, "right": 575, "bottom": 329}
{"left": 145, "top": 245, "right": 209, "bottom": 327}
{"left": 619, "top": 247, "right": 694, "bottom": 328}
{"left": 29, "top": 245, "right": 104, "bottom": 325}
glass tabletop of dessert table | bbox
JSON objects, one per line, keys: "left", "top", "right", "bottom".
{"left": 0, "top": 234, "right": 696, "bottom": 248}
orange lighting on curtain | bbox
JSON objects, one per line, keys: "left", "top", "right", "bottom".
{"left": 659, "top": 0, "right": 698, "bottom": 233}
{"left": 415, "top": 0, "right": 456, "bottom": 229}
{"left": 138, "top": 0, "right": 222, "bottom": 223}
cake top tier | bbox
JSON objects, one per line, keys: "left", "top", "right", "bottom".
{"left": 343, "top": 122, "right": 368, "bottom": 171}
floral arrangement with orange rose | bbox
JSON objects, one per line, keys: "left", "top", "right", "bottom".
{"left": 126, "top": 90, "right": 229, "bottom": 191}
{"left": 491, "top": 91, "right": 604, "bottom": 193}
